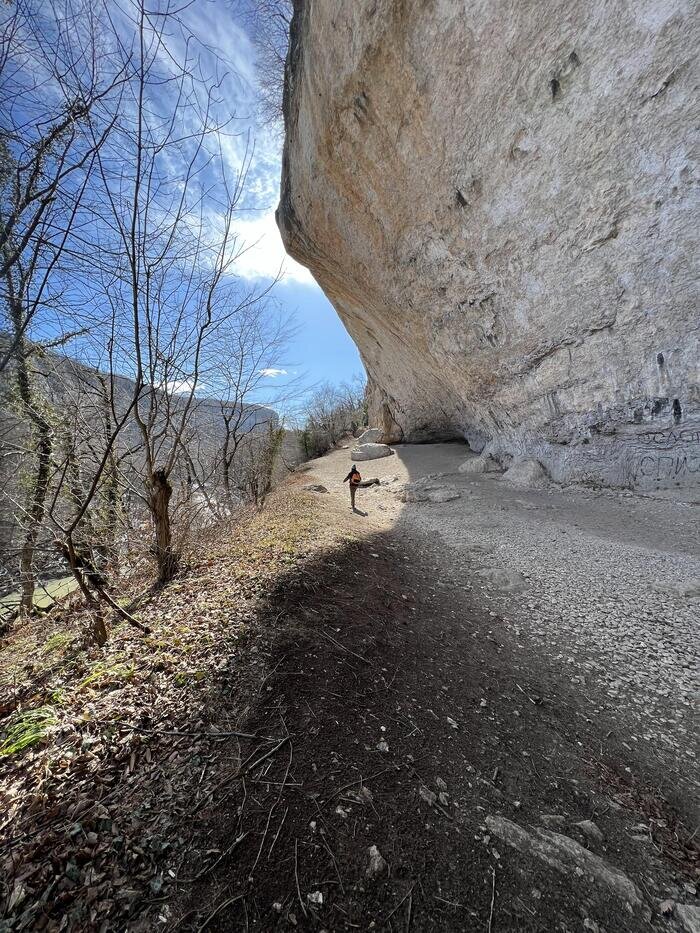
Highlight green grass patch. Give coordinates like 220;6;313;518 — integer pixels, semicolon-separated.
42;632;72;655
174;669;206;687
78;662;135;691
0;706;57;756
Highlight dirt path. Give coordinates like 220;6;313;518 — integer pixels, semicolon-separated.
172;443;699;932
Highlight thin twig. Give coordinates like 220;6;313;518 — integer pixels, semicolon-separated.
323;768;392;804
178;832;248;884
114;721;278;741
294;838;307;917
487;867;496;933
267;807;288;859
245;737;289;776
384;881;417;924
515;683;538;705
434;895;467;909
320;630;371;665
197;893;244;932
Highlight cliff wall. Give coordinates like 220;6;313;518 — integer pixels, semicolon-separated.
277;0;699;488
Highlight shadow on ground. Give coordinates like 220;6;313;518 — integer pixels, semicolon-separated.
170;526;698;932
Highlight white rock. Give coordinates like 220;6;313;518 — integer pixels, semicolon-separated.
366;844;388;878
351;443;394;461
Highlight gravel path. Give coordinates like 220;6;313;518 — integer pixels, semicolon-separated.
308;442;700;795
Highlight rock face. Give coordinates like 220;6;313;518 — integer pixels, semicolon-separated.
278;0;699;489
356;427;383;444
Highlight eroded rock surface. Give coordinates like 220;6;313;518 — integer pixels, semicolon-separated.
278;0;699;489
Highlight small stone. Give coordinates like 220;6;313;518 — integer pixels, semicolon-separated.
307;891;323;906
446;717;458;729
576;820;604;844
366;844;388;878
377;739;389;752
540;814;567;830
419;785;437;806
436;777;447;791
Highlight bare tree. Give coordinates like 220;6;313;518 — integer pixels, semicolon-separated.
301;378;367;457
246;0;293;127
78;0;280;584
0;0;124;613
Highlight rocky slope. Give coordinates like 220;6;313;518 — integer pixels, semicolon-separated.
277;0;699;489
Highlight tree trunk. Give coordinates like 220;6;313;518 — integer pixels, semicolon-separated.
148;468;178;583
18;419;52;615
7;289;52;618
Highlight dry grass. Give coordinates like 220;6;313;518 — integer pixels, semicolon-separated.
0;479;353;930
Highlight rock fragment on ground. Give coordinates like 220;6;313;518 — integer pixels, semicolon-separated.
502;459;549;487
366;845;388;878
576;819;604;844
486;815;643;908
303;483;328;493
459;455;502;474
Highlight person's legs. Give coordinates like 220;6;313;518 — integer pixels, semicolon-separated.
350;484;357;510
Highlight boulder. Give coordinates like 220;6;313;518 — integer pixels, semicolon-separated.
459;455;502;474
303;483;328;493
351;443;394;461
356;427;383;444
502;459;549;488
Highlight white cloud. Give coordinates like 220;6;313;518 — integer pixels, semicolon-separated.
259;368;287;378
161;379;205;395
232;209;315;286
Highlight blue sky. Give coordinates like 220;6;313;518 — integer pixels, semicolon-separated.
6;0;363;407
181;1;364;401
